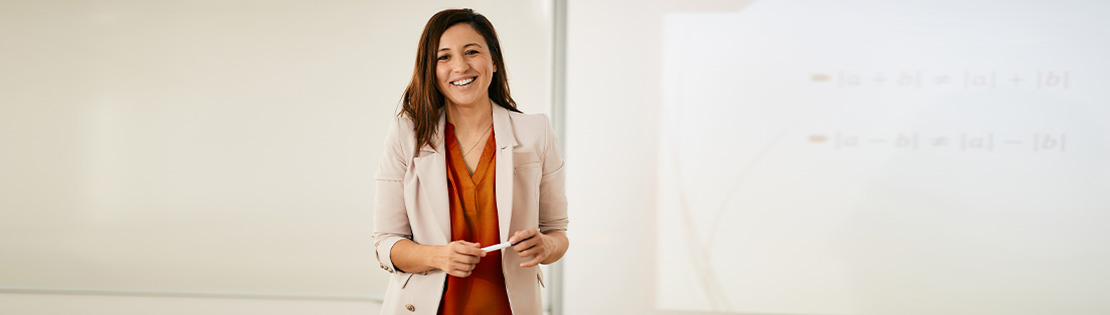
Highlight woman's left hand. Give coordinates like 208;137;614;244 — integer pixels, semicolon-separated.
509;228;555;268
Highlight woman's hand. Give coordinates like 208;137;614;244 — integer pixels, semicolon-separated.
433;240;485;277
509;228;557;268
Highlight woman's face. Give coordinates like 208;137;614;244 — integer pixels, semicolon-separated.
436;23;496;108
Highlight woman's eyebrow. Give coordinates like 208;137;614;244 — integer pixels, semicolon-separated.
438;43;483;52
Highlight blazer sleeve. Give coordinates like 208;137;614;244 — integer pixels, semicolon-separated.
538;114;569;234
372;116;413;274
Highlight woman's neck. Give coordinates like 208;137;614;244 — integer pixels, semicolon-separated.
445;99;493;131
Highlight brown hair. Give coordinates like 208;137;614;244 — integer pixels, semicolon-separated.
401;8;520;152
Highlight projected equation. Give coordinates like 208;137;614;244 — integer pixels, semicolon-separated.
808;133;1067;152
811;71;1070;89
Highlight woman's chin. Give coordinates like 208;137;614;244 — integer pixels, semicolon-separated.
445;94;490;107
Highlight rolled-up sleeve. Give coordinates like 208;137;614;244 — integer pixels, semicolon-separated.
372;117;412;274
538;114;568;234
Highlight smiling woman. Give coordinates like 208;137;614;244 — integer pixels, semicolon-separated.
371;8;570;315
435;24;496;112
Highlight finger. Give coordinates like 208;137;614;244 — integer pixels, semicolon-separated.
525;245;548;259
453;261;476;272
459;246;485;258
451;240;479;248
454;244;484;257
509;229;537;244
512;237;539;253
520;255;544;268
446;242;463;255
451;249;482;262
450;256;474;265
517;244;539;257
445;264;473;278
454;254;480;265
450;269;472;278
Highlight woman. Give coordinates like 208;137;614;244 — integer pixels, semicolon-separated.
373;8;570;315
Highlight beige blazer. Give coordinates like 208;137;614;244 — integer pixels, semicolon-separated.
372;103;568;315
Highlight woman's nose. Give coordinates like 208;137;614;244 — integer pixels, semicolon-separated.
449;57;469;72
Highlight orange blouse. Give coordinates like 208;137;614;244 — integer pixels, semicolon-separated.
439;123;512;315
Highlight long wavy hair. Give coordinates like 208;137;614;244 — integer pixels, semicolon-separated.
401;8;519;152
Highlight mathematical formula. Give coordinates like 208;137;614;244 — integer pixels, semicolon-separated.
808;133;1066;152
810;71;1070;90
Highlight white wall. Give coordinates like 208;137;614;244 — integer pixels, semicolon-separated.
0;0;552;313
562;1;731;314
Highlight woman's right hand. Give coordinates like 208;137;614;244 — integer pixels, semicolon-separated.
433;241;485;277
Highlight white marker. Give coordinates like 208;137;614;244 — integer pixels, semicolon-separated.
480;237;532;253
481;241;513;253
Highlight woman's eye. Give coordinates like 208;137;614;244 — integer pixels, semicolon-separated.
437;55;449;61
465;50;479;56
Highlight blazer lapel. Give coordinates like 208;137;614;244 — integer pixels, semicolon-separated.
492;103;518;243
413;113;451;244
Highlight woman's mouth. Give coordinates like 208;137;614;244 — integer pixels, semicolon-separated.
451;77;476;86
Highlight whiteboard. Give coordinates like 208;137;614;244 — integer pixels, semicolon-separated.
562;0;1110;314
656;1;1110;314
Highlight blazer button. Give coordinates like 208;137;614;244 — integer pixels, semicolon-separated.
405;304;415;312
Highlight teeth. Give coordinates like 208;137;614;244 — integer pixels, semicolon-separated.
451;77;475;86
